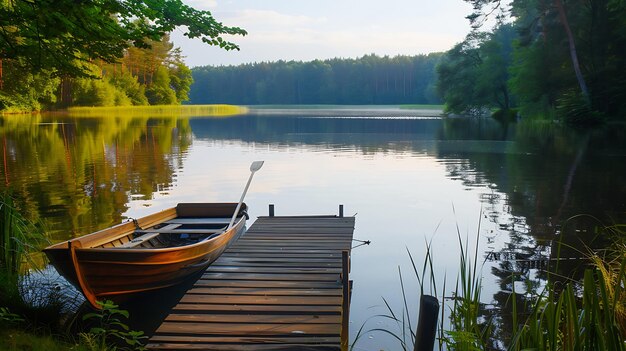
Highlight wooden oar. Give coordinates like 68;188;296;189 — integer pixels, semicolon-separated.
228;161;264;229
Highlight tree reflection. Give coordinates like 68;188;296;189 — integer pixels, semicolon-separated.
437;119;625;347
0;113;192;242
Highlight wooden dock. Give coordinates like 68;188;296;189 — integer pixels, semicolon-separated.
147;209;356;351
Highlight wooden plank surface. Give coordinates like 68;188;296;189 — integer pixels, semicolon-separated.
147;215;355;351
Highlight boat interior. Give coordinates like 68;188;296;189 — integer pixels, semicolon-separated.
98;217;234;249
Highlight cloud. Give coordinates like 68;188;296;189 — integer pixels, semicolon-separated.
183;0;217;10
224;9;327;29
172;1;474;66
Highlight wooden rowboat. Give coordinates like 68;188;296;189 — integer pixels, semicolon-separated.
43;202;248;309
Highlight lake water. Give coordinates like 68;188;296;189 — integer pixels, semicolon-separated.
1;108;625;350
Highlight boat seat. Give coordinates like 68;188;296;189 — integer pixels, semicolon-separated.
118;223;181;248
118;232;160;248
133;228;225;235
164;218;232;225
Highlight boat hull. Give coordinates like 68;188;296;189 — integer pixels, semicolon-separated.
43;203;246;308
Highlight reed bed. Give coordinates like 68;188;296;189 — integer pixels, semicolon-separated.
0;192;70;330
67;104;248;118
0;192;45;284
354;217;626;351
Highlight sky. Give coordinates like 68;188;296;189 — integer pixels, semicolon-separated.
171;0;476;67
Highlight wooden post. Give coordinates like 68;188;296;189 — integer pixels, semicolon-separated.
269;204;275;217
339;204;344;218
414;295;439;351
341;250;350;350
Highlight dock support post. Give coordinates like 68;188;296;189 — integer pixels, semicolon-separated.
269;204;275;217
414;295;439;351
341;250;350;351
339;204;344;218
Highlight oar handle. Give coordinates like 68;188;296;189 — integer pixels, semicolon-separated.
228;161;264;229
228;169;257;229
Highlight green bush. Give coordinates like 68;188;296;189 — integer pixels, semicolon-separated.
492;108;518;122
556;90;605;127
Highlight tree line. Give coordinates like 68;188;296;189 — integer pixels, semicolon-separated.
189;54;443;105
0;0;245;112
1;36;191;111
437;0;626;124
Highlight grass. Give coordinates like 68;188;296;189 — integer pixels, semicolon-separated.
0;192;71;332
0;328;77;351
1;192;48;292
66;104;248;118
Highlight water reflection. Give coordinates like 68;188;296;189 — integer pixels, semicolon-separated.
1;111;625;350
1;114;192;241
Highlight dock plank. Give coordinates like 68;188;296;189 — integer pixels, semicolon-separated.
147;215;355;351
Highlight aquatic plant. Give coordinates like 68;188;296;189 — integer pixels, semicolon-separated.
350;238;441;351
0;307;25;325
355;214;626;351
0;192;47;293
0;192;71;332
82;300;147;351
443;228;493;351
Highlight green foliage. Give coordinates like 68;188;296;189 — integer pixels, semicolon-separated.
169;62;193;103
0;192;46;282
0;1;233;112
492;108;518;122
145;66;178;105
0;0;246;78
447;0;626;123
0;328;76;351
109;72;148;106
556;90;605;127
436;39;484;115
0;307;25;326
82;300;147;351
0;59;59;112
510;264;626;351
190;54;444;105
436;24;516;115
358;212;626;351
72;78;119;107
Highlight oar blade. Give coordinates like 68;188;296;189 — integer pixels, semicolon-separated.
250;160;264;172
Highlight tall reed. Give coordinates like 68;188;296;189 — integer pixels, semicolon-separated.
443;229;493;351
0;191;59;320
0;192;43;283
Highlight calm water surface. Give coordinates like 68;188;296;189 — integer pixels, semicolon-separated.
1;108;625;350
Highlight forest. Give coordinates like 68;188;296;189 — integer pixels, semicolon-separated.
1;34;192;111
0;0;245;112
190;0;626;125
3;0;626;123
189;54;443;105
438;0;626;124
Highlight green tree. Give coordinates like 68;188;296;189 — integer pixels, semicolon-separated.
0;0;246;78
108;70;149;106
189;54;444;105
145;66;177;105
0;59;59;111
437;25;516;115
169;62;193;103
72;78;117;107
436;38;484;115
461;0;626;121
